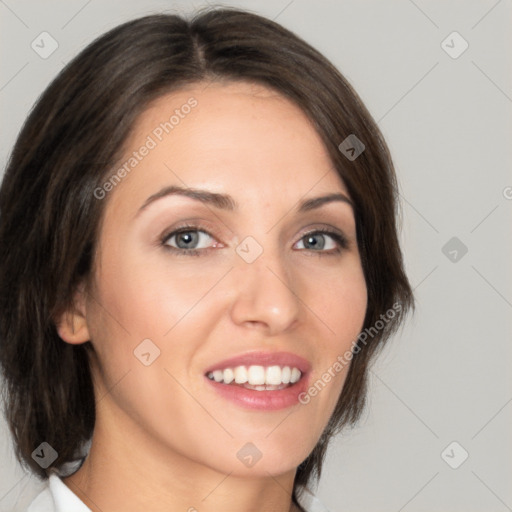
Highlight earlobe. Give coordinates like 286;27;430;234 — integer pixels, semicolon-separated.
55;288;90;345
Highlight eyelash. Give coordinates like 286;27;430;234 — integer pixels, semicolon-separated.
160;224;349;257
160;223;216;257
296;229;349;256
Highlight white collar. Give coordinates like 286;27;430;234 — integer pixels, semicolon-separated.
27;474;91;512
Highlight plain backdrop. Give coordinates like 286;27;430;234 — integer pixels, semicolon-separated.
1;1;511;511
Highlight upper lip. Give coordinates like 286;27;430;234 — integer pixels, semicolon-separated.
204;351;311;375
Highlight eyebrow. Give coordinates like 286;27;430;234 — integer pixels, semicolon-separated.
298;193;353;212
136;185;353;217
137;185;236;216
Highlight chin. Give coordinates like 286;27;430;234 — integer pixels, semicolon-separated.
221;432;318;478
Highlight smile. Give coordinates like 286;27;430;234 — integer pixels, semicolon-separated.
204;352;310;410
206;365;302;390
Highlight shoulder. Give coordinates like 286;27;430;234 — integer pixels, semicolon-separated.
26;474;91;512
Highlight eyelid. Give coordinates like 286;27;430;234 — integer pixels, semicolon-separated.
160;220;221;243
295;225;349;249
294;233;345;254
159;222;225;254
162;225;210;242
158;222;350;255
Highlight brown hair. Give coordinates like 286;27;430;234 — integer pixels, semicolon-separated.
0;7;413;505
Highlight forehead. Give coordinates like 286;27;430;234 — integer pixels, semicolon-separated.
106;80;348;215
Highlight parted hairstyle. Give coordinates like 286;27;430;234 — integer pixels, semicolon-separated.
0;6;413;505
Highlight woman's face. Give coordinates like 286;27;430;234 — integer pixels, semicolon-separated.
81;81;367;478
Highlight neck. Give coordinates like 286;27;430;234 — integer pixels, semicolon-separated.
63;403;301;512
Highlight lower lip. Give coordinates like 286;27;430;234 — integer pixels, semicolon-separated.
205;375;309;411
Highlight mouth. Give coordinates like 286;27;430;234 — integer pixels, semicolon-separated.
207;365;302;391
204;352;310;410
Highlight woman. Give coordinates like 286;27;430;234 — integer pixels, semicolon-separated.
0;8;413;512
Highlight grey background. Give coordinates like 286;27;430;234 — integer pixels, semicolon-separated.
1;1;511;511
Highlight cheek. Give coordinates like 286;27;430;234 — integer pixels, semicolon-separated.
91;243;225;339
313;260;368;344
302;260;367;406
85;248;233;398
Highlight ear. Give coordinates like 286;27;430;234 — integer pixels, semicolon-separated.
55;284;90;345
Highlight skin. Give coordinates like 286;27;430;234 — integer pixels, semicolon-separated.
57;81;367;512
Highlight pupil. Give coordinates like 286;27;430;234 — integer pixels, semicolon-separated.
305;234;325;250
176;231;198;249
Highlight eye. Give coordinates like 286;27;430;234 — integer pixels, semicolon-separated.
294;230;346;253
163;229;216;251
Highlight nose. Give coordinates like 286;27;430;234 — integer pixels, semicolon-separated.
228;251;301;335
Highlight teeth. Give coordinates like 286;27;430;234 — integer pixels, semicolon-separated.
244;383;288;391
266;365;282;386
234;366;248;384
207;365;303;386
248;365;266;385
290;367;301;384
281;366;291;384
223;368;234;384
